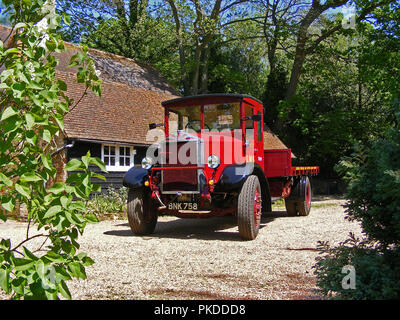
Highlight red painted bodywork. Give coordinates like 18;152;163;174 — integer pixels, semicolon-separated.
264;149;319;178
162;95;267;185
148;94;319;215
161;95;319;183
264;149;292;177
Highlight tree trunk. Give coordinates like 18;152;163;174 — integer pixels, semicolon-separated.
166;0;190;94
200;45;210;94
285;4;320;100
285;0;349;100
285;32;307;100
191;43;202;95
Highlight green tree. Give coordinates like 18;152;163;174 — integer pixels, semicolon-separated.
254;0;397;134
272;6;398;177
0;0;104;299
57;0;181;88
58;1;175;62
313;2;400;298
206;21;268;98
271;0;396;100
314;106;400;299
163;0;252;95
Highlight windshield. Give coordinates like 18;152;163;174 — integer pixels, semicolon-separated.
168;102;241;134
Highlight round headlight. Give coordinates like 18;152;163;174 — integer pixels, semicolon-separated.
207;155;220;169
141;157;153;170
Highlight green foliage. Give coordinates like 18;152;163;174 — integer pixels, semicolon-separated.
57;0;258;95
314;107;400;299
314;236;400;299
275;26;396;177
83;15;177;66
56;0;180;85
0;0;104;299
312;4;400;295
86;186;128;217
56;0;400;180
262;64;289;129
335;110;400;246
207;30;268;98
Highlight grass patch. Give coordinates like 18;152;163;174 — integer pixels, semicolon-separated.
311;202;343;209
272;199;285;207
272;197;344;210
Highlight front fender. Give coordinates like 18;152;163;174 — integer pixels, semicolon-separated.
214;163;271;212
122;166;149;190
214;163;254;192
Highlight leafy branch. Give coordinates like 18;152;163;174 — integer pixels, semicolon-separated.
0;0;105;300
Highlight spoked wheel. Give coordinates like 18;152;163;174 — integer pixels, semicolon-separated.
238;175;262;240
127;189;158;235
254;188;262;228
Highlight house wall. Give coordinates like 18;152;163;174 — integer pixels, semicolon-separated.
66;140;147;192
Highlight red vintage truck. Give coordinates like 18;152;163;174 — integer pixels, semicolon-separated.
123;94;319;240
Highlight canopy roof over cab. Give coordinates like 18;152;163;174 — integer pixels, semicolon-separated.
161;93;263;108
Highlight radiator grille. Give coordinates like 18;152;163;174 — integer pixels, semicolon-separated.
162;141;199;192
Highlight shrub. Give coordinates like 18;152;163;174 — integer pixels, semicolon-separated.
314;236;400;299
0;1;103;300
86;186;128;217
313;106;400;299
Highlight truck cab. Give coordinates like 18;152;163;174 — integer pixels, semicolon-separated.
123;94;319;240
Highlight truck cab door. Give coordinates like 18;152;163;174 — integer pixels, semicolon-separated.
243;103;264;168
253;110;264;168
244;104;255;163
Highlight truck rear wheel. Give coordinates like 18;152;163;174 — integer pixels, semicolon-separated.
238;175;262;240
297;176;312;216
127;189;158;235
284;176;312;216
284;200;297;216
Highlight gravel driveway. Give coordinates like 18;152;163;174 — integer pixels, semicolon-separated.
0;198;362;300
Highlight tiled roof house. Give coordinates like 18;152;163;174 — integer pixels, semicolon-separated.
0;24;178;189
57;45;179;189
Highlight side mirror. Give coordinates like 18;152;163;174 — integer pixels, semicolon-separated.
149;123;164;130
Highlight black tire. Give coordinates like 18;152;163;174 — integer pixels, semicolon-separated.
237;175;262;240
284;199;298;216
285;176;312;217
297;176;312;216
127;189;158;235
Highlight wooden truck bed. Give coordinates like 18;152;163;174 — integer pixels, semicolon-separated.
264;149;319;178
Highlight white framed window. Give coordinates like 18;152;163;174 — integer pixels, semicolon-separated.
101;144;136;172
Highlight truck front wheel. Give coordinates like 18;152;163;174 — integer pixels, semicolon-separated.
127;189;158;235
238;175;262;240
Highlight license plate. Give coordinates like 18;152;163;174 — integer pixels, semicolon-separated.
168;202;199;210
